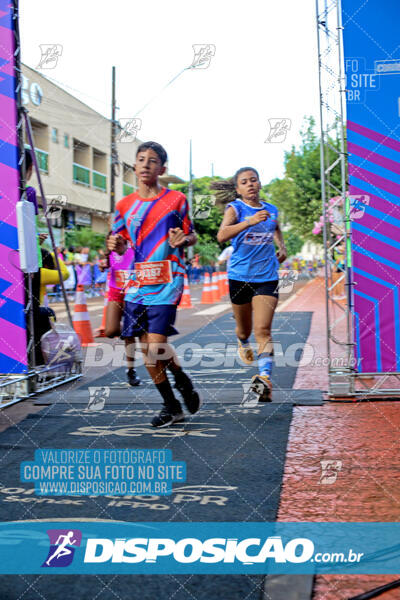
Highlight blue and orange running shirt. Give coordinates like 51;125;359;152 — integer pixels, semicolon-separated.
113;187;194;305
226;199;279;283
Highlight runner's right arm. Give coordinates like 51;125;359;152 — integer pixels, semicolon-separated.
217;206;269;243
106;234;126;255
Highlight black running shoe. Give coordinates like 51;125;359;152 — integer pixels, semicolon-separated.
151;408;185;428
174;373;202;414
127;368;141;387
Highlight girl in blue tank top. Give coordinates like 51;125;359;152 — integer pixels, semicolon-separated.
215;167;287;400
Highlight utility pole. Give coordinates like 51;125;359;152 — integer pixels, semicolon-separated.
110;66;116;218
187;139;194;259
211;162;214;177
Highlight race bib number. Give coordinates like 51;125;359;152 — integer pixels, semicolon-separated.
243;231;273;245
134;260;173;286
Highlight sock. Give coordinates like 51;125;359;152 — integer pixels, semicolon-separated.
257;352;273;378
238;337;250;348
167;362;191;385
155;379;182;414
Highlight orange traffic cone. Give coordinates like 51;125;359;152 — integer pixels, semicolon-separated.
201;273;213;304
218;272;225;298
178;274;193;309
211;272;220;302
73;284;95;346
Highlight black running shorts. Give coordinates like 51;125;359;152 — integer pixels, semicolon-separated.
229;279;279;305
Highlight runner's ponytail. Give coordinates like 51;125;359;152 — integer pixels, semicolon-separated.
210;178;237;208
211;167;260;209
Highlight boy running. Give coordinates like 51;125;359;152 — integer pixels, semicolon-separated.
107;141;201;427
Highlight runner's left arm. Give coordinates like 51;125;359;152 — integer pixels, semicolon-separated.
169;195;197;248
274;221;287;263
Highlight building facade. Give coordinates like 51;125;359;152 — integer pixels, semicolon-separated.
22;64;140;243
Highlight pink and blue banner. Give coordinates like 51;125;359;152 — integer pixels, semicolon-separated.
0;0;28;373
342;0;400;373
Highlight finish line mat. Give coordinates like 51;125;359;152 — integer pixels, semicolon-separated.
76;311;316;404
0;402;292;599
0;311;314;598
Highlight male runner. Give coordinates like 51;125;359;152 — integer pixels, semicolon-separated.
108;141;201;427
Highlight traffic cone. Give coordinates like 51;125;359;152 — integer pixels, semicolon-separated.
217;272;225;298
211;272;220;302
73;284;95;346
201;273;213;304
178;274;193;309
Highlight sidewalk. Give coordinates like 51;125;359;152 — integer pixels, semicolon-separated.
276;277;400;599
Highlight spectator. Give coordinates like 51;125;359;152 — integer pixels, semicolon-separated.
40;249;69;304
218;245;234;270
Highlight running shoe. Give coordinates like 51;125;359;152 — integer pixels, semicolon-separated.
174;372;202;414
250;374;272;402
237;339;254;365
151;408;185;428
127;368;141;387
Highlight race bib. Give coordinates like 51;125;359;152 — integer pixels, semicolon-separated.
123;260;173;289
136;260;173;285
243;231;273;245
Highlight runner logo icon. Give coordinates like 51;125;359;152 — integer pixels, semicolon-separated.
42;529;82;567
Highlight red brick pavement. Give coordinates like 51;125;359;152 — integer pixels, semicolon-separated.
276;277;400;599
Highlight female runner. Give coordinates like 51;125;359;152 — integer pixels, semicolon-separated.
215;167;287;399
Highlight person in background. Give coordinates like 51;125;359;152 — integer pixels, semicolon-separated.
74;247;84;264
66;246;75;262
40;249;69;305
31;249;69;361
217;245;234;270
103;232;141;387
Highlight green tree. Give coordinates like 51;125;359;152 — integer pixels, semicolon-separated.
171;176;224;263
282;229;304;257
65;227;106;260
264;116;342;241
